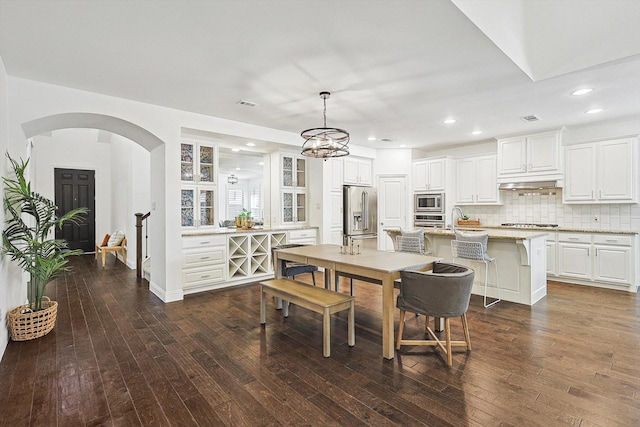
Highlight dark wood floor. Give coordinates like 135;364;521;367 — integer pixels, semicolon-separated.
1;255;640;426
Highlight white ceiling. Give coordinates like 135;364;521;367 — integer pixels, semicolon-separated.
1;0;639;151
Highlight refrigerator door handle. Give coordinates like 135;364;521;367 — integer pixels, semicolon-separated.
362;191;368;231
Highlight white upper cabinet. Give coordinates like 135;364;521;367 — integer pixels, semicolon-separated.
497;130;563;182
564;137;638;204
181;141;216;185
343;157;372;186
455;155;500;205
412;157;447;192
281;154;307;189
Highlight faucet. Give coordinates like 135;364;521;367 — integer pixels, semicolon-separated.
451;206;464;232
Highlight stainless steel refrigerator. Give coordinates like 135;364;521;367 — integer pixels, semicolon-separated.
343;185;377;248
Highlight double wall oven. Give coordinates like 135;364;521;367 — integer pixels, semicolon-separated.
414;192;445;228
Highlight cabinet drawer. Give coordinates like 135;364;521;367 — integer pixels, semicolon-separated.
593;235;632;246
288;229;316;240
184;266;225;285
183;234;226;249
545;232;557;243
557;233;591;244
183;247;226;266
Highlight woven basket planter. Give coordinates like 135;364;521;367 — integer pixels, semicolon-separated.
7;296;58;341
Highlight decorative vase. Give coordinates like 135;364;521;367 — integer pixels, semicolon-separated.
235;216;243;227
7;296;58;341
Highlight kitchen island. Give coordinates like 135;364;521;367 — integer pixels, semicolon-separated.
386;227;548;305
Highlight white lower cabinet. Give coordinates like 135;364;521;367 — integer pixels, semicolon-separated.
182;229;317;294
546;233;556;275
553;232;635;290
288;228;318;246
182;235;227;293
593;235;633;285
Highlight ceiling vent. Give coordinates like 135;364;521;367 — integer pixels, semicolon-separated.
520;114;540;122
236;100;258;107
379;138;394;142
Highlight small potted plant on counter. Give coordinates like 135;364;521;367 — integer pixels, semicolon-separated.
2;153;87;340
457;215;480;226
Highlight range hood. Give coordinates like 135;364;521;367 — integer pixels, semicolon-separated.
498;180;561;190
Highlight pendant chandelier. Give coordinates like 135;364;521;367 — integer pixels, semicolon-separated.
227;174;238;185
301;91;350;158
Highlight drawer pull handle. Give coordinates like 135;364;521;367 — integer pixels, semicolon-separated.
200;256;210;260
201;275;210;278
605;239;617;242
568;237;579;240
200;241;211;245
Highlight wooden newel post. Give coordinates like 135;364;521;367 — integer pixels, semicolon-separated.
135;212;151;279
135;213;144;278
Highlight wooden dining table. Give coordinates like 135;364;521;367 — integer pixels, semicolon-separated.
273;244;442;359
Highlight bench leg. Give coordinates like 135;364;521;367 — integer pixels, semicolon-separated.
260;286;266;325
323;307;331;357
102;250;107;268
348;300;355;347
121;248;126;266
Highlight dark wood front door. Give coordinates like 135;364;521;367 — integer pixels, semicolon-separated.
54;168;95;252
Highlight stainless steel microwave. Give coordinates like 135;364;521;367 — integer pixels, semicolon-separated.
415;192;445;213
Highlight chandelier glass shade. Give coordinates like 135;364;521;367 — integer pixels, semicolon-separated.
301;91;350;158
227;174;238;185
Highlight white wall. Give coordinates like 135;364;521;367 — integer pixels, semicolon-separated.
0;55;16;360
110;133;151;267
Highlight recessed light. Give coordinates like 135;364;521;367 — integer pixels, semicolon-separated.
571;88;593;96
246;142;256;147
367;136;376;141
443;118;456;124
258;162;264;166
586;108;603;114
231;148;241;152
235;167;241;171
471;130;482;135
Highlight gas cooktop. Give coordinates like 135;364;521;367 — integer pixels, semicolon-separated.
501;223;559;228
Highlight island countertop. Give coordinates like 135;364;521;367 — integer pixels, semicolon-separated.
386;227;548;241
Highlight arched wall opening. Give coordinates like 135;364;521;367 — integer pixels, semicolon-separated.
20;112;170;301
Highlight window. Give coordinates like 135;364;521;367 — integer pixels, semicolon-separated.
250;187;262;220
228;188;244;218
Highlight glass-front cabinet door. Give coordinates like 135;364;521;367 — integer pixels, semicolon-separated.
281;190;307;225
181;187;215;228
181;187;196;227
281;154;306;189
198;188;215;227
181;141;216;185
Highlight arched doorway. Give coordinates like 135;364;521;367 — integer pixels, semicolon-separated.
20;113;169;298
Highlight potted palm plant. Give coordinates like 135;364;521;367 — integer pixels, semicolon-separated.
2;154;87;340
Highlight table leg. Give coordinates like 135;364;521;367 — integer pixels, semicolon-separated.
381;273;395;359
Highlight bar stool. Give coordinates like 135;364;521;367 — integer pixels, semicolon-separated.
451;233;501;308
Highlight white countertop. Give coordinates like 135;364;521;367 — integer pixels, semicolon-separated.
183;226;318;237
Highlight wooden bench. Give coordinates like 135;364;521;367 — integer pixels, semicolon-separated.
260;278;355;357
95;238;127;268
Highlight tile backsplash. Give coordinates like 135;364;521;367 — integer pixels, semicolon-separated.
460;189;640;231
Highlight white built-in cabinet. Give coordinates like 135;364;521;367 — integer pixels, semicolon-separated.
343;157;372;186
181;140;217;228
182;235;227;293
324;158;345;245
279;153;308;225
454;155;500;204
412;157;447;192
564;137;638;204
552;232;635;290
497;130;563;182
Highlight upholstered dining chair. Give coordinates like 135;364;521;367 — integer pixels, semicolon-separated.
396;262;475;366
272;243;317;286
